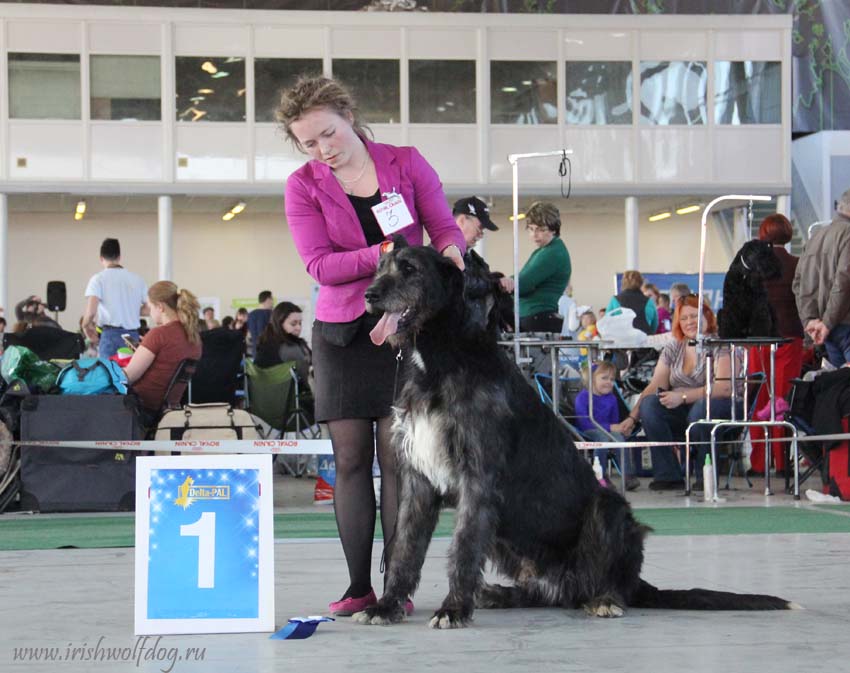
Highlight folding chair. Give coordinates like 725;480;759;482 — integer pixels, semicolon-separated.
188;327;245;405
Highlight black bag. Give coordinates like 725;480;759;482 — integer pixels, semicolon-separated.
19;394;142;512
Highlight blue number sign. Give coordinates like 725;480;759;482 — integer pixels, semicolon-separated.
134;455;274;635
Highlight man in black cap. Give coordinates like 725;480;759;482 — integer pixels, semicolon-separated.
452;196;498;249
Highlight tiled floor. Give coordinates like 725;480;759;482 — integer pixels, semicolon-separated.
3;473;848;673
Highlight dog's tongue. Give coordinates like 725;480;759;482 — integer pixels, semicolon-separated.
369;311;402;346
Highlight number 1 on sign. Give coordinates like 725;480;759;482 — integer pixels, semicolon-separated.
180;511;216;589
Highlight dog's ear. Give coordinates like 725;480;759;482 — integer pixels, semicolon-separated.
391;234;409;249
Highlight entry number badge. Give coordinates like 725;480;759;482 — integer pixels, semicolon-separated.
372;193;414;237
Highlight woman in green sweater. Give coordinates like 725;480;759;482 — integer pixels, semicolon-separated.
501;201;571;332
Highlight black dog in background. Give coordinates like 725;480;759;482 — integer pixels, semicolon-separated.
718;239;782;339
356;239;794;630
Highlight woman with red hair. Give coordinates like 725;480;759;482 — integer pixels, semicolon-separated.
618;295;743;490
747;214;804;477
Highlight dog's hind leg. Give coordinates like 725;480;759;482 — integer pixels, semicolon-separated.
430;479;498;629
353;466;440;626
477;583;549;609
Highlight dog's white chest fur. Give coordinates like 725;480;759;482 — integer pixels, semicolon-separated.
394;409;456;494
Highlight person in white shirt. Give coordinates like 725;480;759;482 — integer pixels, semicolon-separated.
81;238;148;358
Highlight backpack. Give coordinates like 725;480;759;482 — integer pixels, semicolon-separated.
56;358;128;395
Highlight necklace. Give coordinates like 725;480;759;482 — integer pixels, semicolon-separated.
333;152;369;194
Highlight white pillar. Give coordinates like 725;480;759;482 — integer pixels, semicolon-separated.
158;195;173;281
0;194;7;315
776;194;790;218
625;196;639;269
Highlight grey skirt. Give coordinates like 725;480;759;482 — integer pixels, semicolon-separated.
311;313;400;422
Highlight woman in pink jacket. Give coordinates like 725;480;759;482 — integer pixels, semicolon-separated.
278;76;465;616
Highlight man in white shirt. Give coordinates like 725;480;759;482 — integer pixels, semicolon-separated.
82;238;148;358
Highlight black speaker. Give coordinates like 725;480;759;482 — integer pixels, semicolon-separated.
46;281;66;312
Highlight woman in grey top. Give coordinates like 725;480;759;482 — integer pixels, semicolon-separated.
618;294;743;491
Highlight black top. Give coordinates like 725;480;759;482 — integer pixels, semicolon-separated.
348;189;384;246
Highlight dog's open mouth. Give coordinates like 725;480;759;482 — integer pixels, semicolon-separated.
369;307;412;346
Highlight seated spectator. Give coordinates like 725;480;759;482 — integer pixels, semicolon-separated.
247;291;274;356
123;281;203;420
15;295;60;329
668;282;692;308
619;294;743;491
254;301;312;384
606;270;658;335
574;361;640;491
577;310;598;342
656;293;672;333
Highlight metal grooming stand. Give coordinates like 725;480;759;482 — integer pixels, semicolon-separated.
501;336;628;495
508;149;573;365
690;195;800;502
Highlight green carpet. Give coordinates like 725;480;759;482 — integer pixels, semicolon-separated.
1;507;849;551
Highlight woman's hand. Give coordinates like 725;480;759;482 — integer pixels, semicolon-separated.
442;245;465;271
658;390;686;409
612;418;634;434
499;277;515;293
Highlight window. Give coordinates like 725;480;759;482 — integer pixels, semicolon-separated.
640;61;708;126
91;55;161;121
491;61;556;124
8;53;80;120
254;58;323;123
332;59;399;124
409;60;476;123
175;56;246;122
715;61;781;124
564;61;631;125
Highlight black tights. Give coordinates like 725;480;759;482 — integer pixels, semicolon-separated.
327;417;399;600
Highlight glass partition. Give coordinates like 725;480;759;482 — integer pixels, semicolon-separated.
254;58;323;123
176;56;246;122
715;61;781;124
409;60;476;123
332;59;400;124
491;60;556;124
8;53;81;120
91;55;161;121
639;61;708;125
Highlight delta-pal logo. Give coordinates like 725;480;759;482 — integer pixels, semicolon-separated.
173;476;231;509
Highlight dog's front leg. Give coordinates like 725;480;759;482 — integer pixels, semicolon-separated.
353;464;440;626
430;477;497;630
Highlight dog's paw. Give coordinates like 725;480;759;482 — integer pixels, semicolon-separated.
583;599;625;618
428;608;471;629
352;602;405;626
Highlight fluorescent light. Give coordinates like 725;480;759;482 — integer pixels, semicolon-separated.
648;211;672;222
231;201;246;215
74;212;83;221
222;212;235;221
211;71;229;79
197;88;214;94
521;80;533;86
675;204;701;215
509;213;526;221
201;61;217;74
501;86;518;93
75;200;86;215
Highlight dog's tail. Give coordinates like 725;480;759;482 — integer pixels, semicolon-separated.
630;579;799;611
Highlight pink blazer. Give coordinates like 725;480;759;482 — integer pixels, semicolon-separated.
285;138;466;323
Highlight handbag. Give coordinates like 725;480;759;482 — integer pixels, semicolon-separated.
56;357;128;395
154;403;264;441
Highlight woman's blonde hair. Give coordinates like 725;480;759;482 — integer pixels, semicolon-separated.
275;76;372;151
583;359;617;390
621;270;644;291
148;281;200;345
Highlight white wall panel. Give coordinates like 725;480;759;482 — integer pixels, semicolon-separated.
176;124;248;181
7;20;81;52
254;26;325;57
254;125;304;182
369;124;404;148
8;121;83;179
174;24;249;56
408;29;477;60
638;128;709;183
639;31;707;60
562;30;633;61
714;127;784;184
88;22;161;54
91;123;164;181
564;128;634;183
489;30;557;60
407;126;478;184
331;28;400;58
489;127;563;183
714;31;783;61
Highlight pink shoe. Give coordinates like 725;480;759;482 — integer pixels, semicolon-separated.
755;398;790;421
405;599;414;616
328;589;377;616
